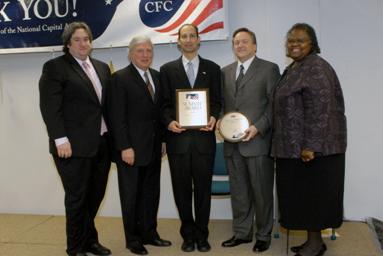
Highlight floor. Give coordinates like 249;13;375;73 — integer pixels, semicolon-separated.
0;214;382;256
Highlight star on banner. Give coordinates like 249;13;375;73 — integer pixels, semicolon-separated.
105;0;112;5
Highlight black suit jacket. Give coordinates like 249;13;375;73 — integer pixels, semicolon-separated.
160;56;221;154
108;64;163;166
39;53;111;157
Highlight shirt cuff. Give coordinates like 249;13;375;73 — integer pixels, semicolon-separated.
55;137;69;146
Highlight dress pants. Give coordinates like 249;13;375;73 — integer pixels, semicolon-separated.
225;146;274;241
167;149;214;241
115;151;161;246
53;135;110;255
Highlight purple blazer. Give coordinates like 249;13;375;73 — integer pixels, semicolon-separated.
271;54;347;158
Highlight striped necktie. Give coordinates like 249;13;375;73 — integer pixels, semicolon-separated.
144;71;155;101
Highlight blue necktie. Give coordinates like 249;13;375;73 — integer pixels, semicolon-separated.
186;62;195;87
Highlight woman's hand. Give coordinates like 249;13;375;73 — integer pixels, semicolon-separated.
301;149;315;162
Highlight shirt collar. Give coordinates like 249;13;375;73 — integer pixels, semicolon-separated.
182;55;199;68
74;56;91;67
237;55;255;73
133;63;149;77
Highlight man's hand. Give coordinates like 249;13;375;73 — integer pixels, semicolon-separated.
168;120;186;133
301;149;315;162
216;118;221;131
122;148;135;166
161;142;167;157
200;116;216;131
56;142;72;158
242;125;258;141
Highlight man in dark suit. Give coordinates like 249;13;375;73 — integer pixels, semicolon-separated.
39;22;112;256
218;27;280;253
160;24;221;253
107;36;171;255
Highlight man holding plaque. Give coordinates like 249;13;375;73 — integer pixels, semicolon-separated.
218;27;280;253
160;24;221;252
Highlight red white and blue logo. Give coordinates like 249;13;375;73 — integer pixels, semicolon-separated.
0;0;226;53
139;0;224;36
186;93;199;99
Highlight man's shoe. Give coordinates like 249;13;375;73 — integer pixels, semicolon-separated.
144;238;172;247
222;236;252;247
181;239;195;252
68;253;87;256
252;240;270;252
86;242;111;255
127;241;148;255
196;240;211;252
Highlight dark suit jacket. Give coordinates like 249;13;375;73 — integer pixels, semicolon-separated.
39;53;111;157
107;64;163;166
160;56;221;154
221;56;280;157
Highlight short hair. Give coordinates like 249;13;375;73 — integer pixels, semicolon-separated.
128;35;153;61
62;22;93;53
178;23;199;38
232;27;257;45
286;23;321;54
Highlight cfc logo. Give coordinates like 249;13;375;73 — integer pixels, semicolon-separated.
139;0;183;28
140;0;224;35
144;0;174;13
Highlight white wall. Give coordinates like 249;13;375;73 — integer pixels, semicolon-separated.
1;0;382;221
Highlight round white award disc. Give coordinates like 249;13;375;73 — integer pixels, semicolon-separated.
219;112;250;142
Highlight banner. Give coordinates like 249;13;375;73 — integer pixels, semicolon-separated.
0;0;228;54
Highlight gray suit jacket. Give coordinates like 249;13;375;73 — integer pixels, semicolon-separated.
221;56;280;157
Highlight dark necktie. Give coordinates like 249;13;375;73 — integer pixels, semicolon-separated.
235;64;245;95
144;71;155;101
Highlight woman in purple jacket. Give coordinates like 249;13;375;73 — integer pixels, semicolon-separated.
272;23;347;256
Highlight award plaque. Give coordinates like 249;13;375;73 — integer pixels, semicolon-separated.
176;88;210;129
219;112;250;142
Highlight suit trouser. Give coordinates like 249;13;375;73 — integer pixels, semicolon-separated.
115;152;161;246
53;135;110;255
168;150;214;241
225;146;274;241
